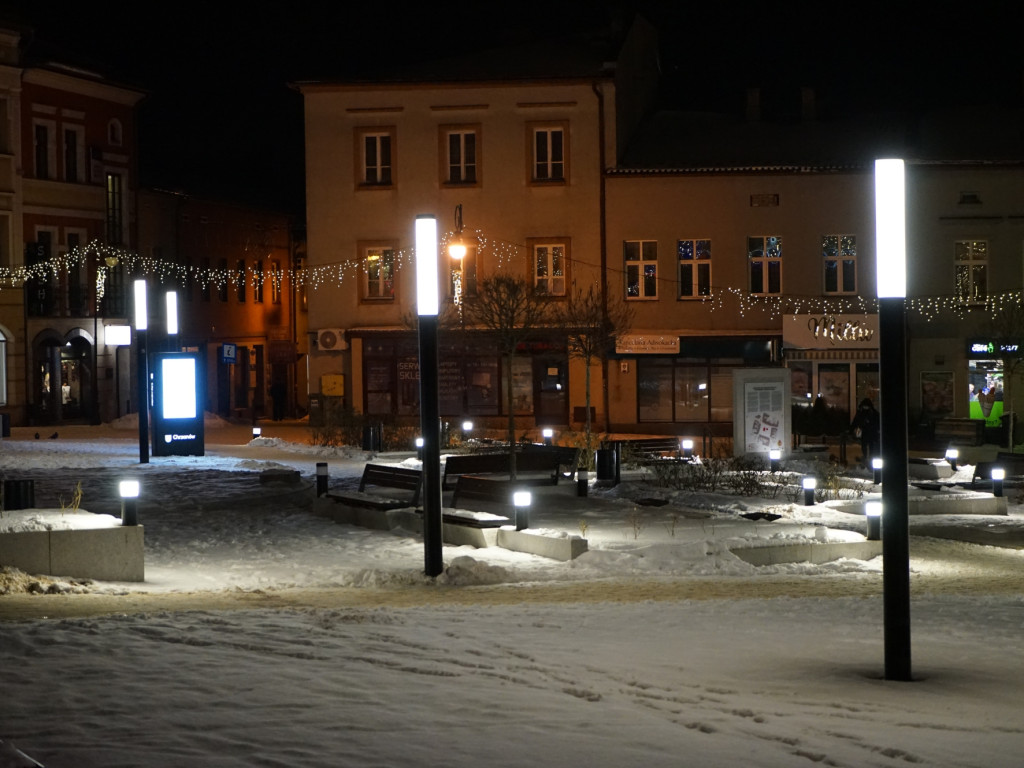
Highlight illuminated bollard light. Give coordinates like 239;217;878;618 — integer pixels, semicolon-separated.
769;448;781;472
992;467;1005;498
681;439;694;460
119;479;140;526
945;448;959;472
415;436;424;460
802;476;817;506
513;490;532;531
577;468;589;498
872;457;883;484
865;500;882;541
316;462;329;497
542;428;554;446
252;426;262;439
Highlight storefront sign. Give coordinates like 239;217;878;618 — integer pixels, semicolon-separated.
615;332;680;355
783;314;878;349
966;339;1022;358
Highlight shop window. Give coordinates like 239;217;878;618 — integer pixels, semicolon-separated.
954;240;987;303
637;359;733;423
822;234;856;294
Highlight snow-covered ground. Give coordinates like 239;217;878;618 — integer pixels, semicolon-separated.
1;425;1023;767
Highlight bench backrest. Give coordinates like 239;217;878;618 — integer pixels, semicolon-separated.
452;475;514;507
359;464;423;505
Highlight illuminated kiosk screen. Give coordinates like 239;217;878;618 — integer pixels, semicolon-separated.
162;358;197;419
152;352;205;457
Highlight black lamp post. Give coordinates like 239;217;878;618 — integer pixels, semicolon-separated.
133;279;149;464
416;215;444;578
876;158;912;682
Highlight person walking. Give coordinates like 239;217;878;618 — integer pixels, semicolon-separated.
850;398;880;466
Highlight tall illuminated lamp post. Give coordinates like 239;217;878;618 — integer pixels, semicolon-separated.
134;279;149;464
875;158;912;681
416;215;444;577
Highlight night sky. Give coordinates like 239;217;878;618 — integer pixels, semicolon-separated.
2;1;1021;213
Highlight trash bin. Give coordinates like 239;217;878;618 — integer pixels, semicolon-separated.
308;394;324;427
2;479;35;510
361;423;383;451
596;448;617;486
0;412;9;438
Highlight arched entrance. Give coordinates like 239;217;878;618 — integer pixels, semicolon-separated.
33;331;94;424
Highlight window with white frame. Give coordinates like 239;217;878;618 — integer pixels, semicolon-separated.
63;125;85;182
33;120;55;180
748;235;782;294
105;172;124;244
678;239;711;298
444;127;477;184
625;240;658;299
359;129;394;186
533;242;566;296
823;234;856;293
954;240;987;303
530;124;566;182
364;246;395;300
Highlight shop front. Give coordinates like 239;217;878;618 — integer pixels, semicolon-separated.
964;338;1019;430
783;313;879;430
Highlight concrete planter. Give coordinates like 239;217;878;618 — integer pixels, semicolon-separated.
0;525;145;581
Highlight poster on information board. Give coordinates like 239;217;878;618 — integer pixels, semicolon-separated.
732;368;791;458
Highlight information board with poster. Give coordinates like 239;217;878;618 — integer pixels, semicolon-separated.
732;368;791;458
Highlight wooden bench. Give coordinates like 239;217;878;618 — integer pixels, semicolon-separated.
972;452;1024;484
619;437;682;462
934;418;985;446
328;463;422;510
442;451;562;490
520;443;581;479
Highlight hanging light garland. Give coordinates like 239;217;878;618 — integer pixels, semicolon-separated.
0;238;1016;322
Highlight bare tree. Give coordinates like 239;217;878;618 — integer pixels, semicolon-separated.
465;275;550;478
554;282;633;461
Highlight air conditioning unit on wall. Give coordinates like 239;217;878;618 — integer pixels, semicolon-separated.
317;328;347;351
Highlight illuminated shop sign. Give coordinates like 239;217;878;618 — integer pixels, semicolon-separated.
782;314;878;349
966;339;1022;358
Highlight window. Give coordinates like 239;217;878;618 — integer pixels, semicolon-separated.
63;126;84;182
33;121;55;180
443;127;478;184
533;242;566;296
823;234;856;294
530;123;567;183
236;260;247;302
625;240;658;299
748;235;782;294
955;240;987;303
254;260;264;303
271;260;282;304
201;258;211;302
107;119;123;146
358;128;394;186
105;173;123;244
363;246;395;300
678;239;712;298
0;331;6;405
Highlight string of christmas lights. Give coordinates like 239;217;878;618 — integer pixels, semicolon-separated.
0;238;1016;322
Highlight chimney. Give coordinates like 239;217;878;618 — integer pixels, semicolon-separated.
746;87;761;122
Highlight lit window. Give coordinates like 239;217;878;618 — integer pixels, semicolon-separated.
364;247;395;300
534;243;566;296
823;234;856;294
625;240;658;299
678;239;711;298
955;240;987;303
748;236;782;295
